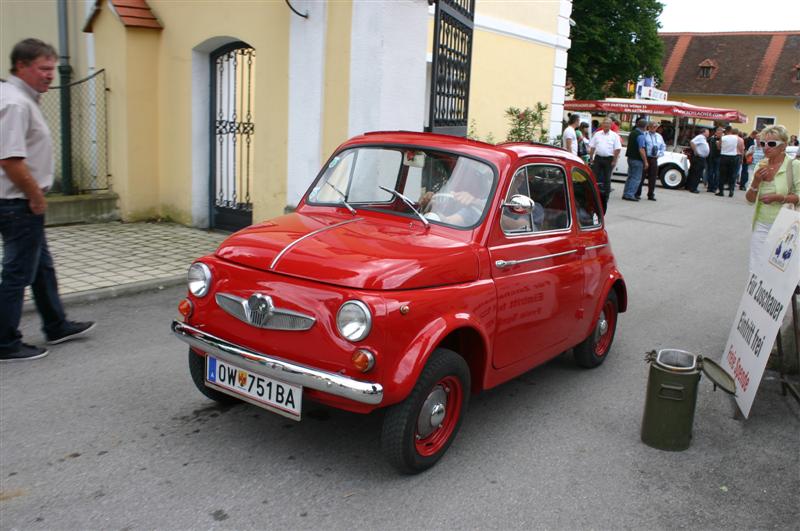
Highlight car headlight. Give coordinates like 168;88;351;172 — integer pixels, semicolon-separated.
187;262;212;297
336;300;372;342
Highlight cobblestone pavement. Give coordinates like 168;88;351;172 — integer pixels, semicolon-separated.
0;222;227;301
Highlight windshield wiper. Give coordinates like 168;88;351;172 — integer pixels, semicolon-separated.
323;181;356;215
379;186;430;229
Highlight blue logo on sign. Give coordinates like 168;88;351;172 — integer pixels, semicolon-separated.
207;357;217;382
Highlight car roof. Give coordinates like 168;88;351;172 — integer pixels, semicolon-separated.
341;131;584;168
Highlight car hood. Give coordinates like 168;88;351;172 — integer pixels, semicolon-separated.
215;212;479;290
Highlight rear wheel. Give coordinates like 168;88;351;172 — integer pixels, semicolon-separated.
381;349;470;474
188;349;239;404
659;165;685;189
574;291;619;368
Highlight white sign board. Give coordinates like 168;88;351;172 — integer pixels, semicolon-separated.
639;86;668;101
723;209;800;417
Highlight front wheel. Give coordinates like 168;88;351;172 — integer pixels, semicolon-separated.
381;349;470;474
574;291;619;368
659;165;685;189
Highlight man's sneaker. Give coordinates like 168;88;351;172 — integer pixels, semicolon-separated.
0;343;49;362
47;321;96;345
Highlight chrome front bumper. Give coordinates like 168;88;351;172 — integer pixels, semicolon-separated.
172;321;383;405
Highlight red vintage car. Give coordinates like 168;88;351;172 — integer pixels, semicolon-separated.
172;131;627;473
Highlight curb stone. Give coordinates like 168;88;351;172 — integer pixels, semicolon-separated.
22;275;185;313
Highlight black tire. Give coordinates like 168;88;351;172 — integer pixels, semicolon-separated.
188;349;240;404
381;348;470;474
574;290;619;368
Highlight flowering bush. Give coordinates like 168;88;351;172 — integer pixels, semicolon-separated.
505;103;554;144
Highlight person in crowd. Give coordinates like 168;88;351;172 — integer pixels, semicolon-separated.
576;122;590;164
622;118;648;201
0;38;96;362
717;127;740;197
591;119;599;133
745;125;800;273
636;121;666;201
789;134;799;147
562;114;579;156
746;130;765;179
740;129;756;190
589;117;622;212
705;127;722;192
734;129;745;188
686;128;710;194
609;115;621;132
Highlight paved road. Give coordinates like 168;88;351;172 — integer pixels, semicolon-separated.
2;190;798;530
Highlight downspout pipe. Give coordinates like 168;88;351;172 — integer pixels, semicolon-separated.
58;0;74;194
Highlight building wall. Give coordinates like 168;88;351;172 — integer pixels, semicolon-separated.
670;93;800;137
446;0;572;142
0;0;94;79
88;0;566;227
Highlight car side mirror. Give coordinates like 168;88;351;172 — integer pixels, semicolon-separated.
502;194;535;215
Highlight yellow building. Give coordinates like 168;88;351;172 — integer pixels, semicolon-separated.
660;31;800;136
4;0;574;230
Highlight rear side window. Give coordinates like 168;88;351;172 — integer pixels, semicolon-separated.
571;168;602;229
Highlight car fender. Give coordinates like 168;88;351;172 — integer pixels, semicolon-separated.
382;311;492;406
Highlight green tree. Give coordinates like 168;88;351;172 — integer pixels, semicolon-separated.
568;0;665;99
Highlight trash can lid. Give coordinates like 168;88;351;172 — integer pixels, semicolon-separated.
699;356;736;395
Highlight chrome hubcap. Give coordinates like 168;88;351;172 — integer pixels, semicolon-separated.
598;311;608;336
417;385;448;438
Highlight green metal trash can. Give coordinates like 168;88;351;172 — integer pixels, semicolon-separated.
641;349;735;451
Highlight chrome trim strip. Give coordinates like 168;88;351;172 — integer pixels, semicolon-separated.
270;218;363;270
216;292;315;331
172;321;383;405
585;243;608;251
495;249;578;269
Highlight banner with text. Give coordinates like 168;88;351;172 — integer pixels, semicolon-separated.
723;209;800;418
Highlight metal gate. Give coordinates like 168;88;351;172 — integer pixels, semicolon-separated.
428;0;475;137
210;42;256;231
40;70;110;194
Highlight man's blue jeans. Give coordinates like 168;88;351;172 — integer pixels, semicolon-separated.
623;158;644;198
0;200;65;353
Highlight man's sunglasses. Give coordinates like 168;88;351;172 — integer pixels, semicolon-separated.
759;140;784;148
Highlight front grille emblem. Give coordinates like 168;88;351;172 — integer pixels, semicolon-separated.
246;293;275;327
215;292;315;331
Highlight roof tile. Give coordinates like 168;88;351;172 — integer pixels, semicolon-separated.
659;31;799;97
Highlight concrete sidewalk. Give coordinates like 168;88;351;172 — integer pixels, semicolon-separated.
0;222;228;309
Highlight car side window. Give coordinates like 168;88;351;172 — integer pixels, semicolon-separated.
571;167;603;229
501;168;534;233
528;165;570;231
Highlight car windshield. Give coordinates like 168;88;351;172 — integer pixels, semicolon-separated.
307;147;496;229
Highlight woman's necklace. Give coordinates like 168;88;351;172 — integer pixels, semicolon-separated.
766;156;783;177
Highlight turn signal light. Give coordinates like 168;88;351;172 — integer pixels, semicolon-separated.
352;349;375;373
178;298;194;319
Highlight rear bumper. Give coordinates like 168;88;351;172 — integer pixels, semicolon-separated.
172;321;383;405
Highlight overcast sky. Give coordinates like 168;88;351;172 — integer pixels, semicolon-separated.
658;0;799;32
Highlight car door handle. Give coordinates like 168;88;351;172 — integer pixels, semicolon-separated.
495;249;578;268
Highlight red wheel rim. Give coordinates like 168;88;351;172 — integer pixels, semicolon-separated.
595;299;617;357
415;375;463;457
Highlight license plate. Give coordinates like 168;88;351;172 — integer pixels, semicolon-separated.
206;356;302;420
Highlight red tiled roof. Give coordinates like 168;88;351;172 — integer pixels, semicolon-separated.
84;0;162;32
659;31;800;97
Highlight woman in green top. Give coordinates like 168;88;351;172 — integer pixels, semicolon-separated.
744;124;800;273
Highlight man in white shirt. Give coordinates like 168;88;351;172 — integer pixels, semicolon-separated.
562;114;580;156
589;118;621;211
717;128;740;197
0;38;95;362
686;129;710;193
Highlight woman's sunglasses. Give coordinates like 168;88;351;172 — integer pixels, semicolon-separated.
759;140;784;148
